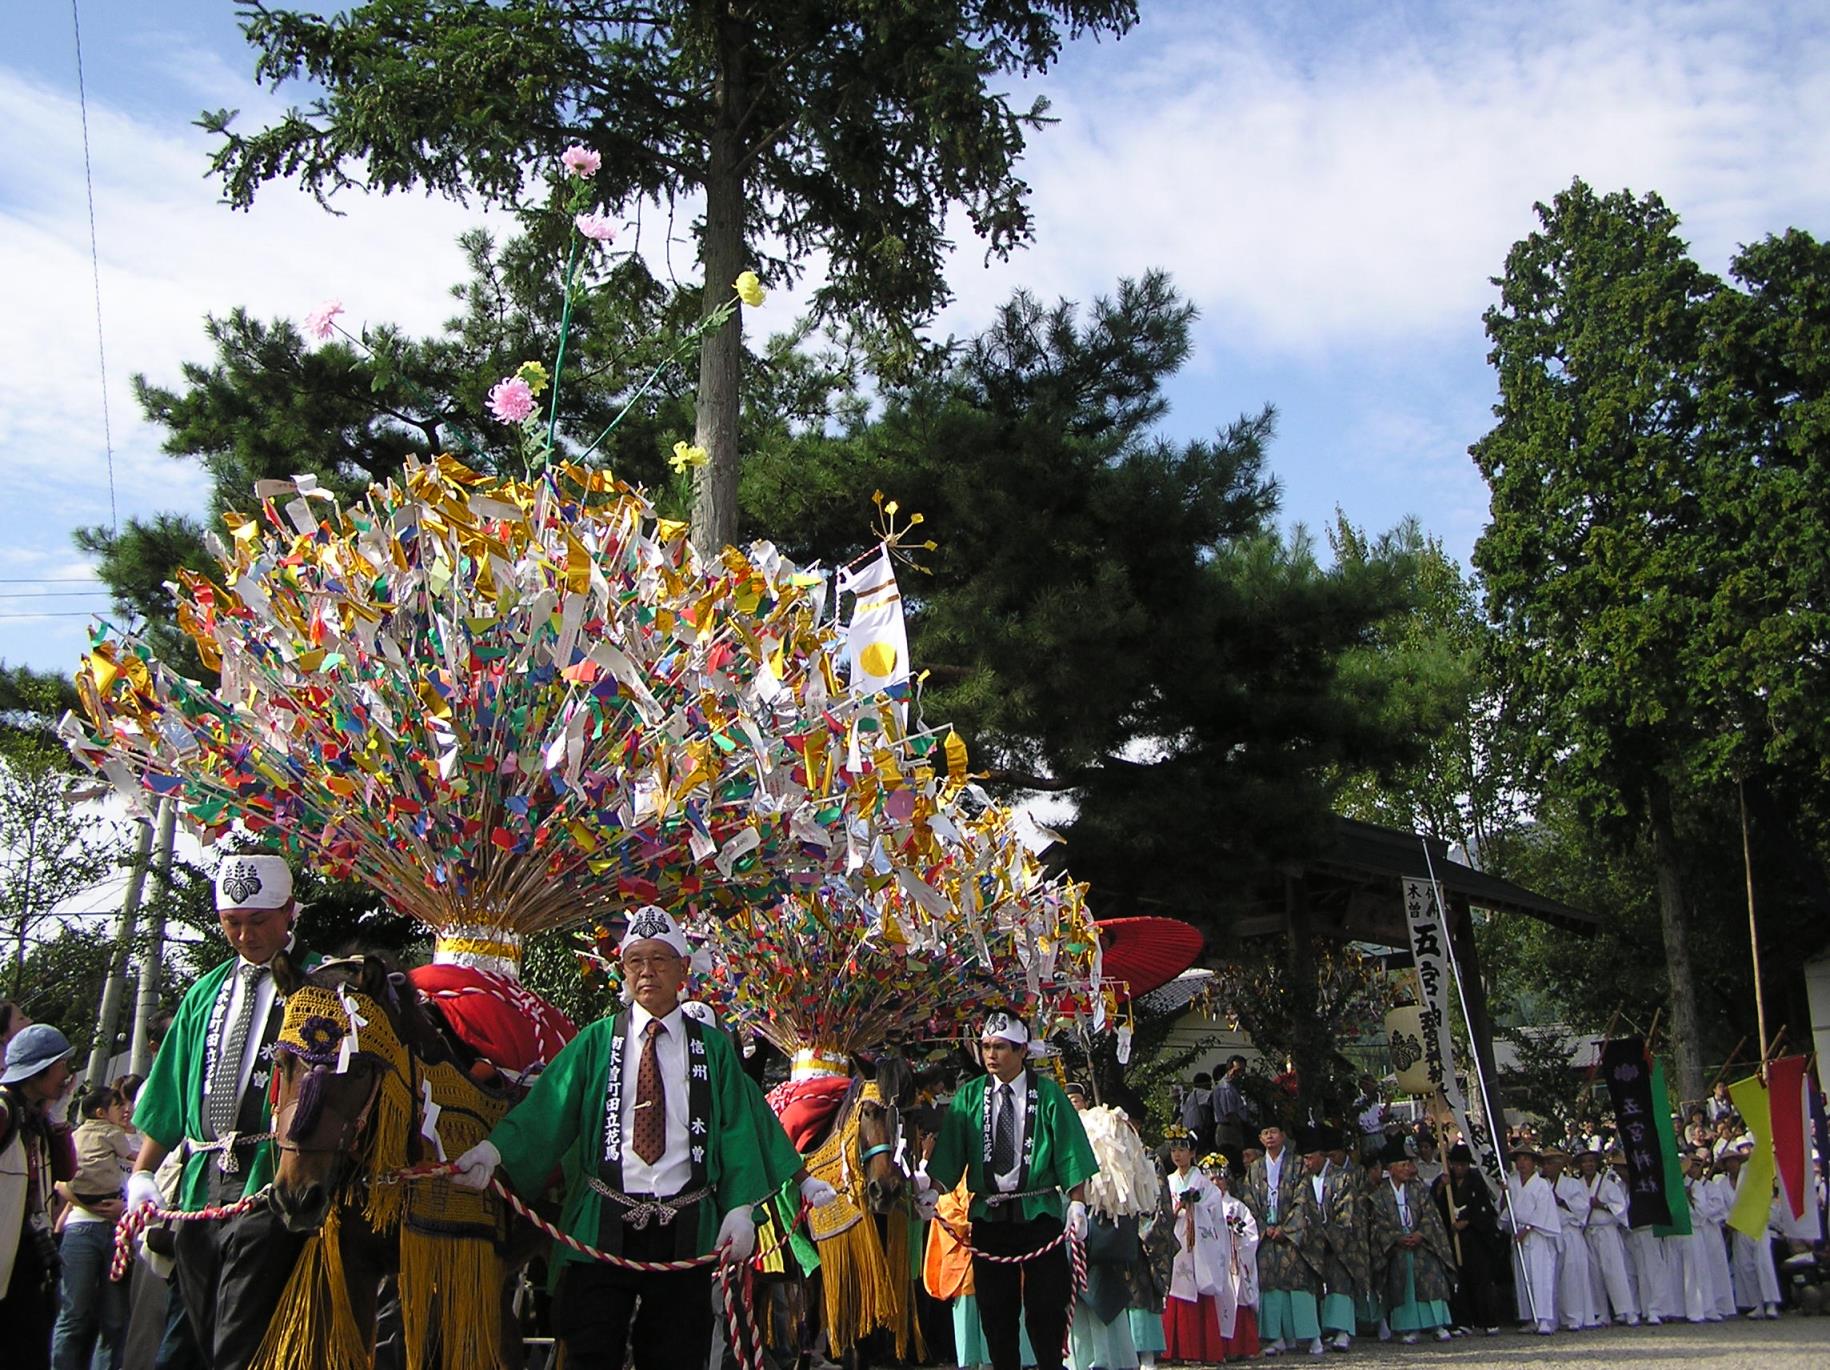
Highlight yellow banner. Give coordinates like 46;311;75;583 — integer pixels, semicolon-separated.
1727;1073;1777;1241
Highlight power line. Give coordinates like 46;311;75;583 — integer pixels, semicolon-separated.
0;578;103;584
0;590;114;599
0;612;103;620
71;0;118;533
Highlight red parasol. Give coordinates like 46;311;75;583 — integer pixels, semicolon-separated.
1096;917;1204;1000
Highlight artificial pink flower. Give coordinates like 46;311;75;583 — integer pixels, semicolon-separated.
487;376;537;423
560;145;601;178
304;299;344;341
574;210;617;243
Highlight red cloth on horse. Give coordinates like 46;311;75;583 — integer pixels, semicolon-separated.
409;964;577;1082
766;1076;852;1153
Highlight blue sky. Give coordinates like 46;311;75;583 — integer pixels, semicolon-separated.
4;0;1828;677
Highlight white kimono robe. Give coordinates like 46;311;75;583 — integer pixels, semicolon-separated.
1506;1172;1561;1331
1725;1178;1782;1311
1219;1191;1262;1314
1581;1169;1638;1322
1551;1174;1601;1328
1669;1178;1718;1322
1697;1175;1738;1317
1169;1167;1241;1336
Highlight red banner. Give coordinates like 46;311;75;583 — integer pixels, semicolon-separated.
1769;1055;1810;1220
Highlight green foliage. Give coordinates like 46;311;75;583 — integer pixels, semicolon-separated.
759;273;1434;934
0;747;114;997
208;0;1137;333
1329;520;1528;862
1467;181;1830;1093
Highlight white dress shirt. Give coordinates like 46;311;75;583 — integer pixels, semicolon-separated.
990;1070;1029;1193
617;1002;691;1196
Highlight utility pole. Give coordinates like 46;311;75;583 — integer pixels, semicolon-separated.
128;798;177;1076
85;815;155;1083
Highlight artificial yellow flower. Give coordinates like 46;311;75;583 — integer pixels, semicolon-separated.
669;440;709;474
733;270;766;308
515;360;550;395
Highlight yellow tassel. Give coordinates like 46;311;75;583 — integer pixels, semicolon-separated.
400;1226;507;1370
248;1207;370;1370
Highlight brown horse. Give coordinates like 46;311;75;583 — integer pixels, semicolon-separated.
768;1053;919;1370
268;954;533;1370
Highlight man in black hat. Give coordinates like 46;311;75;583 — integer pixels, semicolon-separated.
1430;1142;1506;1335
1297;1124;1365;1352
1245;1122;1323;1355
1505;1144;1560;1334
1368;1138;1456;1343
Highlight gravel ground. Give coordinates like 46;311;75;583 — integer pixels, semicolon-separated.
1249;1315;1830;1368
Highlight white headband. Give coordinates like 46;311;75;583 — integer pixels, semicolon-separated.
215;855;293;911
619;904;688;957
981;1011;1028;1045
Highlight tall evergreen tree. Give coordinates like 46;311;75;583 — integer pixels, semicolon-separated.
1471;179;1721;1096
203;0;1139;551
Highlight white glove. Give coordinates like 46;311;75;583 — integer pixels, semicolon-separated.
799;1176;839;1209
451;1141;501;1190
915;1188;940;1222
1065;1200;1089;1241
716;1206;757;1264
126;1170;166;1214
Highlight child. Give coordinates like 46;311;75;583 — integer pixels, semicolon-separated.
1206;1153;1262;1360
1163;1132;1232;1363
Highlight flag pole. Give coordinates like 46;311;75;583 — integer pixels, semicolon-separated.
1739;780;1770;1077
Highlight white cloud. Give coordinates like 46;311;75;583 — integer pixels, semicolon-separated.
0;65;501;670
933;0;1830;354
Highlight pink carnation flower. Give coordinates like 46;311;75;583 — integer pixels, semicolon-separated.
488;376;537;423
304;299;344;341
574;211;617;243
561;145;601;178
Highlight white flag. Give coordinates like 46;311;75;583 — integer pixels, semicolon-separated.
838;545;910;703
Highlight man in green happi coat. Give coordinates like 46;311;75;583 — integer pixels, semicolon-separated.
453;905;810;1369
1367;1139;1457;1343
127;855;322;1370
1243;1121;1325;1354
921;1011;1098;1370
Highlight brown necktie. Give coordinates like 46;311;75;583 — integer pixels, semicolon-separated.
632;1019;667;1165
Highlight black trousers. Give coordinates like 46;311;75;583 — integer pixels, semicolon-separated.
172;1197;309;1370
553;1220;714;1369
3;1223;55;1370
970;1213;1070;1370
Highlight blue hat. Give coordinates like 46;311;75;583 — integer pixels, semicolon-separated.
1;1023;74;1084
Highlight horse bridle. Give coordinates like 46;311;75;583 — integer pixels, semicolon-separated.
271;1056;387;1158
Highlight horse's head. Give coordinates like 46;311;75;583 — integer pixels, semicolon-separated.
269;954;418;1233
853;1050;915;1215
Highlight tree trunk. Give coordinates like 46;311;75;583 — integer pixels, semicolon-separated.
1282;872;1325;1120
691;18;747;557
1645;774;1705;1099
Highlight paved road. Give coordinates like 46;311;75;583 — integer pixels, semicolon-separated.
1274;1315;1829;1367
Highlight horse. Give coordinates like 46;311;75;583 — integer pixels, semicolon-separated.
761;1050;919;1370
266;953;535;1370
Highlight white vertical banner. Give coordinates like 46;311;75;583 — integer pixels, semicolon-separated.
1402;877;1504;1201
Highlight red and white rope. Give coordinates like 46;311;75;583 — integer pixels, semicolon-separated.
931;1214;1088;1360
110;1187;272;1281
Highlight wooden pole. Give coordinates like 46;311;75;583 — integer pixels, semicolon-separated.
1711;1036;1750;1089
1740;779;1771;1071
